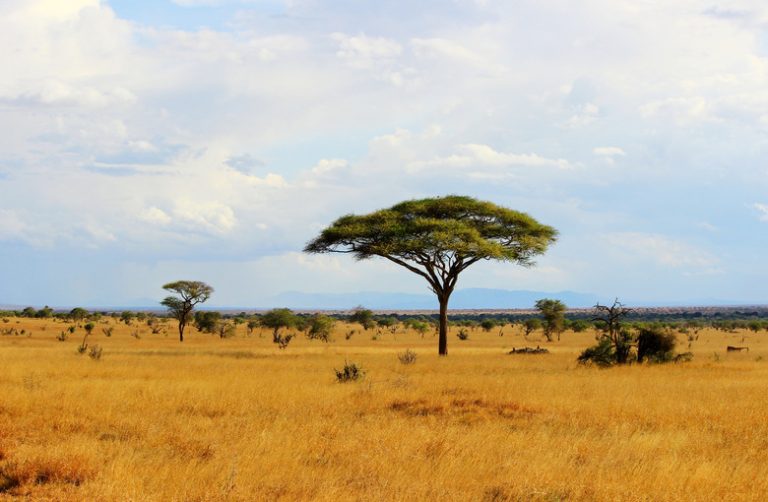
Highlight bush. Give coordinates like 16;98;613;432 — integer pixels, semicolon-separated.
194;311;222;333
88;345;103;360
218;322;236;339
577;338;616;367
56;331;69;342
102;326;113;337
307;314;335;342
397;349;417;365
334;360;365;382
457;328;469;340
274;333;294;349
637;327;677;363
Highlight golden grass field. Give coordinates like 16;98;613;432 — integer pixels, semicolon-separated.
1;316;767;501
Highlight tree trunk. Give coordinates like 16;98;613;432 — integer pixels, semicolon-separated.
179;321;185;342
438;294;449;356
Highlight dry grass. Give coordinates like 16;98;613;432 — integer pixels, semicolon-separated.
1;316;767;500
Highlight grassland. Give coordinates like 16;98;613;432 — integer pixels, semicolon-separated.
1;316;767;501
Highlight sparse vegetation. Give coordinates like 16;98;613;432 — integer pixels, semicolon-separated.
334;360;365;382
0;313;767;500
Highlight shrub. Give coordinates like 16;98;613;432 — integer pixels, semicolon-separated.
67;325;76;334
218;322;236;339
334;360;365;382
88;345;103;360
307;314;335;342
56;331;69;342
274;333;294;349
480;319;496;332
397;349;417;365
102;326;113;337
457;328;469;340
577;338;616;367
195;311;222;333
637;327;677;363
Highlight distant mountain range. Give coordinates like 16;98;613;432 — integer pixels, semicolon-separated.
265;288;601;310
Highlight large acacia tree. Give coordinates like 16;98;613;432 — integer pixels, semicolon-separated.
161;280;214;342
304;196;557;356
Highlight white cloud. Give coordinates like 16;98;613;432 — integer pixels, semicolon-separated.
331;32;402;69
141;207;173;226
409;144;573;172
593;147;626;157
755;203;768;221
603;232;721;272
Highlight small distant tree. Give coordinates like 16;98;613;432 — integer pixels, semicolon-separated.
350;307;375;330
21;307;36;318
523;318;542;338
376;316;399;334
260;308;297;344
194;311;222;333
535;299;566;342
161;281;214;342
307;314;336;342
120;311;135;325
570;319;590;333
246;319;259;337
70;307;89;322
35;306;54;318
592;299;633;364
480;319;497;332
578;299;634;366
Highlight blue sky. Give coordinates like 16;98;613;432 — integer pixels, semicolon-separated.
1;0;768;307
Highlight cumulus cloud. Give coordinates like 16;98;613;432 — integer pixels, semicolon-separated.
4;0;768;303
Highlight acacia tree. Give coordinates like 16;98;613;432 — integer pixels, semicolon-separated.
304;196;557;356
535;298;567;341
161;281;213;342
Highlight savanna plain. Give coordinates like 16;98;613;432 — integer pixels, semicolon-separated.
1;316;767;501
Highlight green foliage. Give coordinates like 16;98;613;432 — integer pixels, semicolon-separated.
350;307;375;330
261;308;298;344
161;280;214;342
577;338;616;367
523;318;541;337
120;311;134;325
535;298;566;342
69;307;89;321
217;322;236;339
569;320;590;333
194;311;222;333
636;327;677;363
457;328;469;340
334;360;365;382
304;195;557;356
307;314;335;342
304;195;557;265
480;319;496;332
83;322;95;335
246;319;259;336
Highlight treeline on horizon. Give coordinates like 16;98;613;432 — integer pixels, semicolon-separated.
4;304;768;333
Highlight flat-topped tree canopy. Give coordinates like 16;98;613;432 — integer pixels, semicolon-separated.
304;195;557;355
